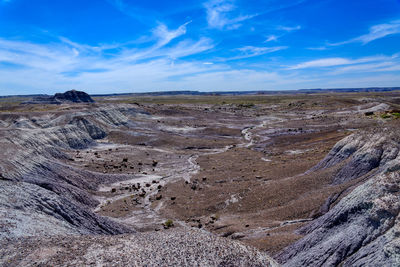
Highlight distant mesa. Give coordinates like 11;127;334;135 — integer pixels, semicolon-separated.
25;90;94;104
54;90;94;103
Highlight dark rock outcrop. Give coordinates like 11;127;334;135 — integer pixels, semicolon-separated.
25;90;94;104
54;90;94;103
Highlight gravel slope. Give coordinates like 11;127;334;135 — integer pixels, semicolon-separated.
0;228;278;267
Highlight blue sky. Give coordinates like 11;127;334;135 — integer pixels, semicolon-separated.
0;0;400;95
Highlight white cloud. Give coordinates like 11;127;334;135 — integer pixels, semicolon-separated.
289;58;352;69
0;32;399;95
265;35;279;42
106;21;200;63
162;38;214;59
237;46;287;56
264;25;301;43
287;55;395;70
333;62;397;74
0;35;305;94
0;21;212;77
0;27;218;95
217;46;287;61
307;46;328;51
204;0;256;30
330;20;400;46
277;25;301;32
152;21;192;47
106;0;157;25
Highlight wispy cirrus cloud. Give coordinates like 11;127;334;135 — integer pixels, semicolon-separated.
0;20;212;75
306;46;328;51
1;33;400;95
204;0;256;30
333;62;398;74
106;0;162;25
265;35;279;42
219;46;288;61
330;20;400;46
288;55;398;70
237;46;288;56
160;37;214;60
152;21;192;47
288;58;353;69
264;25;301;43
277;25;301;32
0;18;219;95
113;21;200;63
0;36;303;94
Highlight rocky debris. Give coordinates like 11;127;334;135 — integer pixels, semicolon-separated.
0;173;10;181
0;228;278;266
222;231;235;238
163;219;174;229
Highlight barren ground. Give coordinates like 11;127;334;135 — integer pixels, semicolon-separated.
67;93;388;252
2;91;400;265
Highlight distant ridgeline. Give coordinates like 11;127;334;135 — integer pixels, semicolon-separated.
1;87;400;100
23;90;95;104
91;87;400;97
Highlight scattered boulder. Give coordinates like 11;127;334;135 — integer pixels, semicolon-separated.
163;219;174;229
